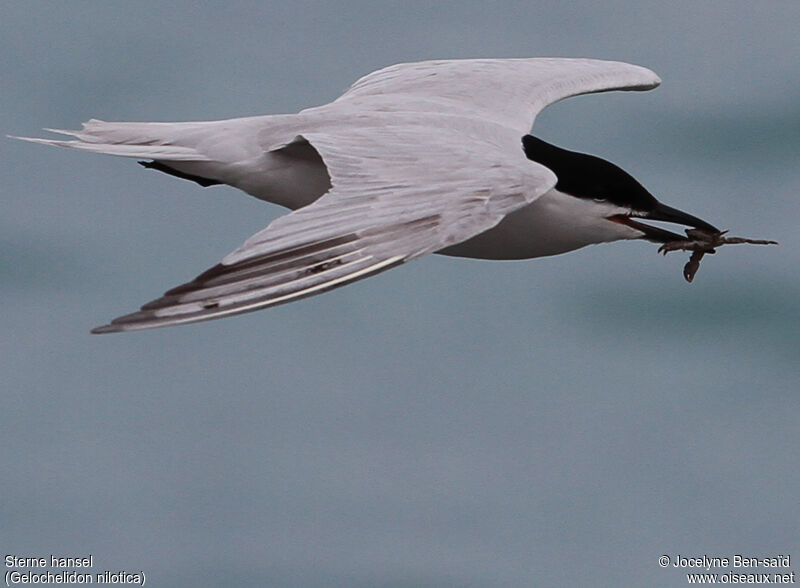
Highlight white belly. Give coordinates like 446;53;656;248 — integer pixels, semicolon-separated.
438;189;644;260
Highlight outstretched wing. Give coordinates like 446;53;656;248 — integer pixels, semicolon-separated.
320;58;661;132
92;120;556;333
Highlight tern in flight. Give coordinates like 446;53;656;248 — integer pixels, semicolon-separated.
15;58;725;333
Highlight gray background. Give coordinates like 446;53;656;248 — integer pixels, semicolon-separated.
2;2;798;586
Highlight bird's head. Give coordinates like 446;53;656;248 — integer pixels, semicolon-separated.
522;134;719;243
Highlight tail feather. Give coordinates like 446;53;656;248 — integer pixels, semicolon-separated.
10;113;314;202
11;135;209;160
10;119;214;161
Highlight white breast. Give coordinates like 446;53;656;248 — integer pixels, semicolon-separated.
438;189;645;260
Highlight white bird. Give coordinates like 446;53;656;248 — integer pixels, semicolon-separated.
14;58;718;333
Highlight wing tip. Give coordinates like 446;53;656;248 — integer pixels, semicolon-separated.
91;323;122;335
91;312;158;334
623;61;661;89
91;318;167;334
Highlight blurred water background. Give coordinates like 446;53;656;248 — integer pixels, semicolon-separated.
2;2;798;586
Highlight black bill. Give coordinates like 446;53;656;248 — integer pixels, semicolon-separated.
609;202;720;243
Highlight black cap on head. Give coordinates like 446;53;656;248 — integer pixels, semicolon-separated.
522;135;658;212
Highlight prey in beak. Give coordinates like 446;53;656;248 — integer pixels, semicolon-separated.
610;204;776;282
